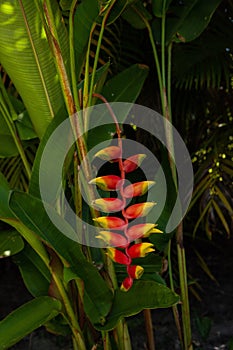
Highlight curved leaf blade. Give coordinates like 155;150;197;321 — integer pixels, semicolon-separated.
95;280;179;330
14;244;51;297
0;296;62;349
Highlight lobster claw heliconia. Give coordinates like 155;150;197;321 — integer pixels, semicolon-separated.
91;148;162;291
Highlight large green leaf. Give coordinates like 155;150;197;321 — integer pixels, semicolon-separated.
0;172;51;267
0;0;68;138
0;171;13;218
0;229;24;257
74;0;100;79
152;0;222;44
102;63;149;103
0;296;62;349
86;64;149;149
95;280;179;330
9;190;113;325
122;2;152;29
14;244;51;297
152;0;172;17
0;135;19;158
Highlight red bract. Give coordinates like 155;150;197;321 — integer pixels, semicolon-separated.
126;223;160;240
93;216;126;229
122;154;146;173
123;181;155;198
89;175;123;191
92;198;124;212
96;231;128;247
127;265;144;279
121;276;133;291
94;146;121;161
128;242;155;258
107;248;130;265
124;202;156;219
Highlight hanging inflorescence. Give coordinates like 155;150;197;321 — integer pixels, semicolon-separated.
89;141;162;291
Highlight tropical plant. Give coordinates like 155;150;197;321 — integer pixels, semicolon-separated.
0;0;228;350
0;1;178;349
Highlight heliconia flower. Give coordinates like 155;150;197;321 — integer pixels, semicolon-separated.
123;181;155;198
92;198;124;212
128;242;155;258
96;231;128;247
124;202;156;219
127;265;144;279
93;216;126;229
123;154;146;173
89;175;123;191
107;247;130;265
94;146;121;161
126;223;161;240
120;276;133;292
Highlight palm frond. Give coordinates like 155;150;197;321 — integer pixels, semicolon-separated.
0;142;37;191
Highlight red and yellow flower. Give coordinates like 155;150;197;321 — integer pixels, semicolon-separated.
90;145;162;291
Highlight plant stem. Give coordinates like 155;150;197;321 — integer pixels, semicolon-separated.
83;1;117;131
88;0;117;108
143;309;155;350
52;273;86;350
69;0;81;111
83;22;96;111
177;223;193;350
102;331;112;350
168;240;184;347
43;1;92;184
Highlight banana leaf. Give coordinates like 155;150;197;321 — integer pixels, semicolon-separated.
0;0;69;138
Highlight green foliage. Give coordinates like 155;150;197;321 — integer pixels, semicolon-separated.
152;0;222;44
0;0;68;138
95;280;179;331
0;297;62;349
194;313;212;342
74;0;100;80
0;230;24;258
14;244;51;297
9;190;114;325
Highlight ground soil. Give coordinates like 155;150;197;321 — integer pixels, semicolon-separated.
0;235;233;349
